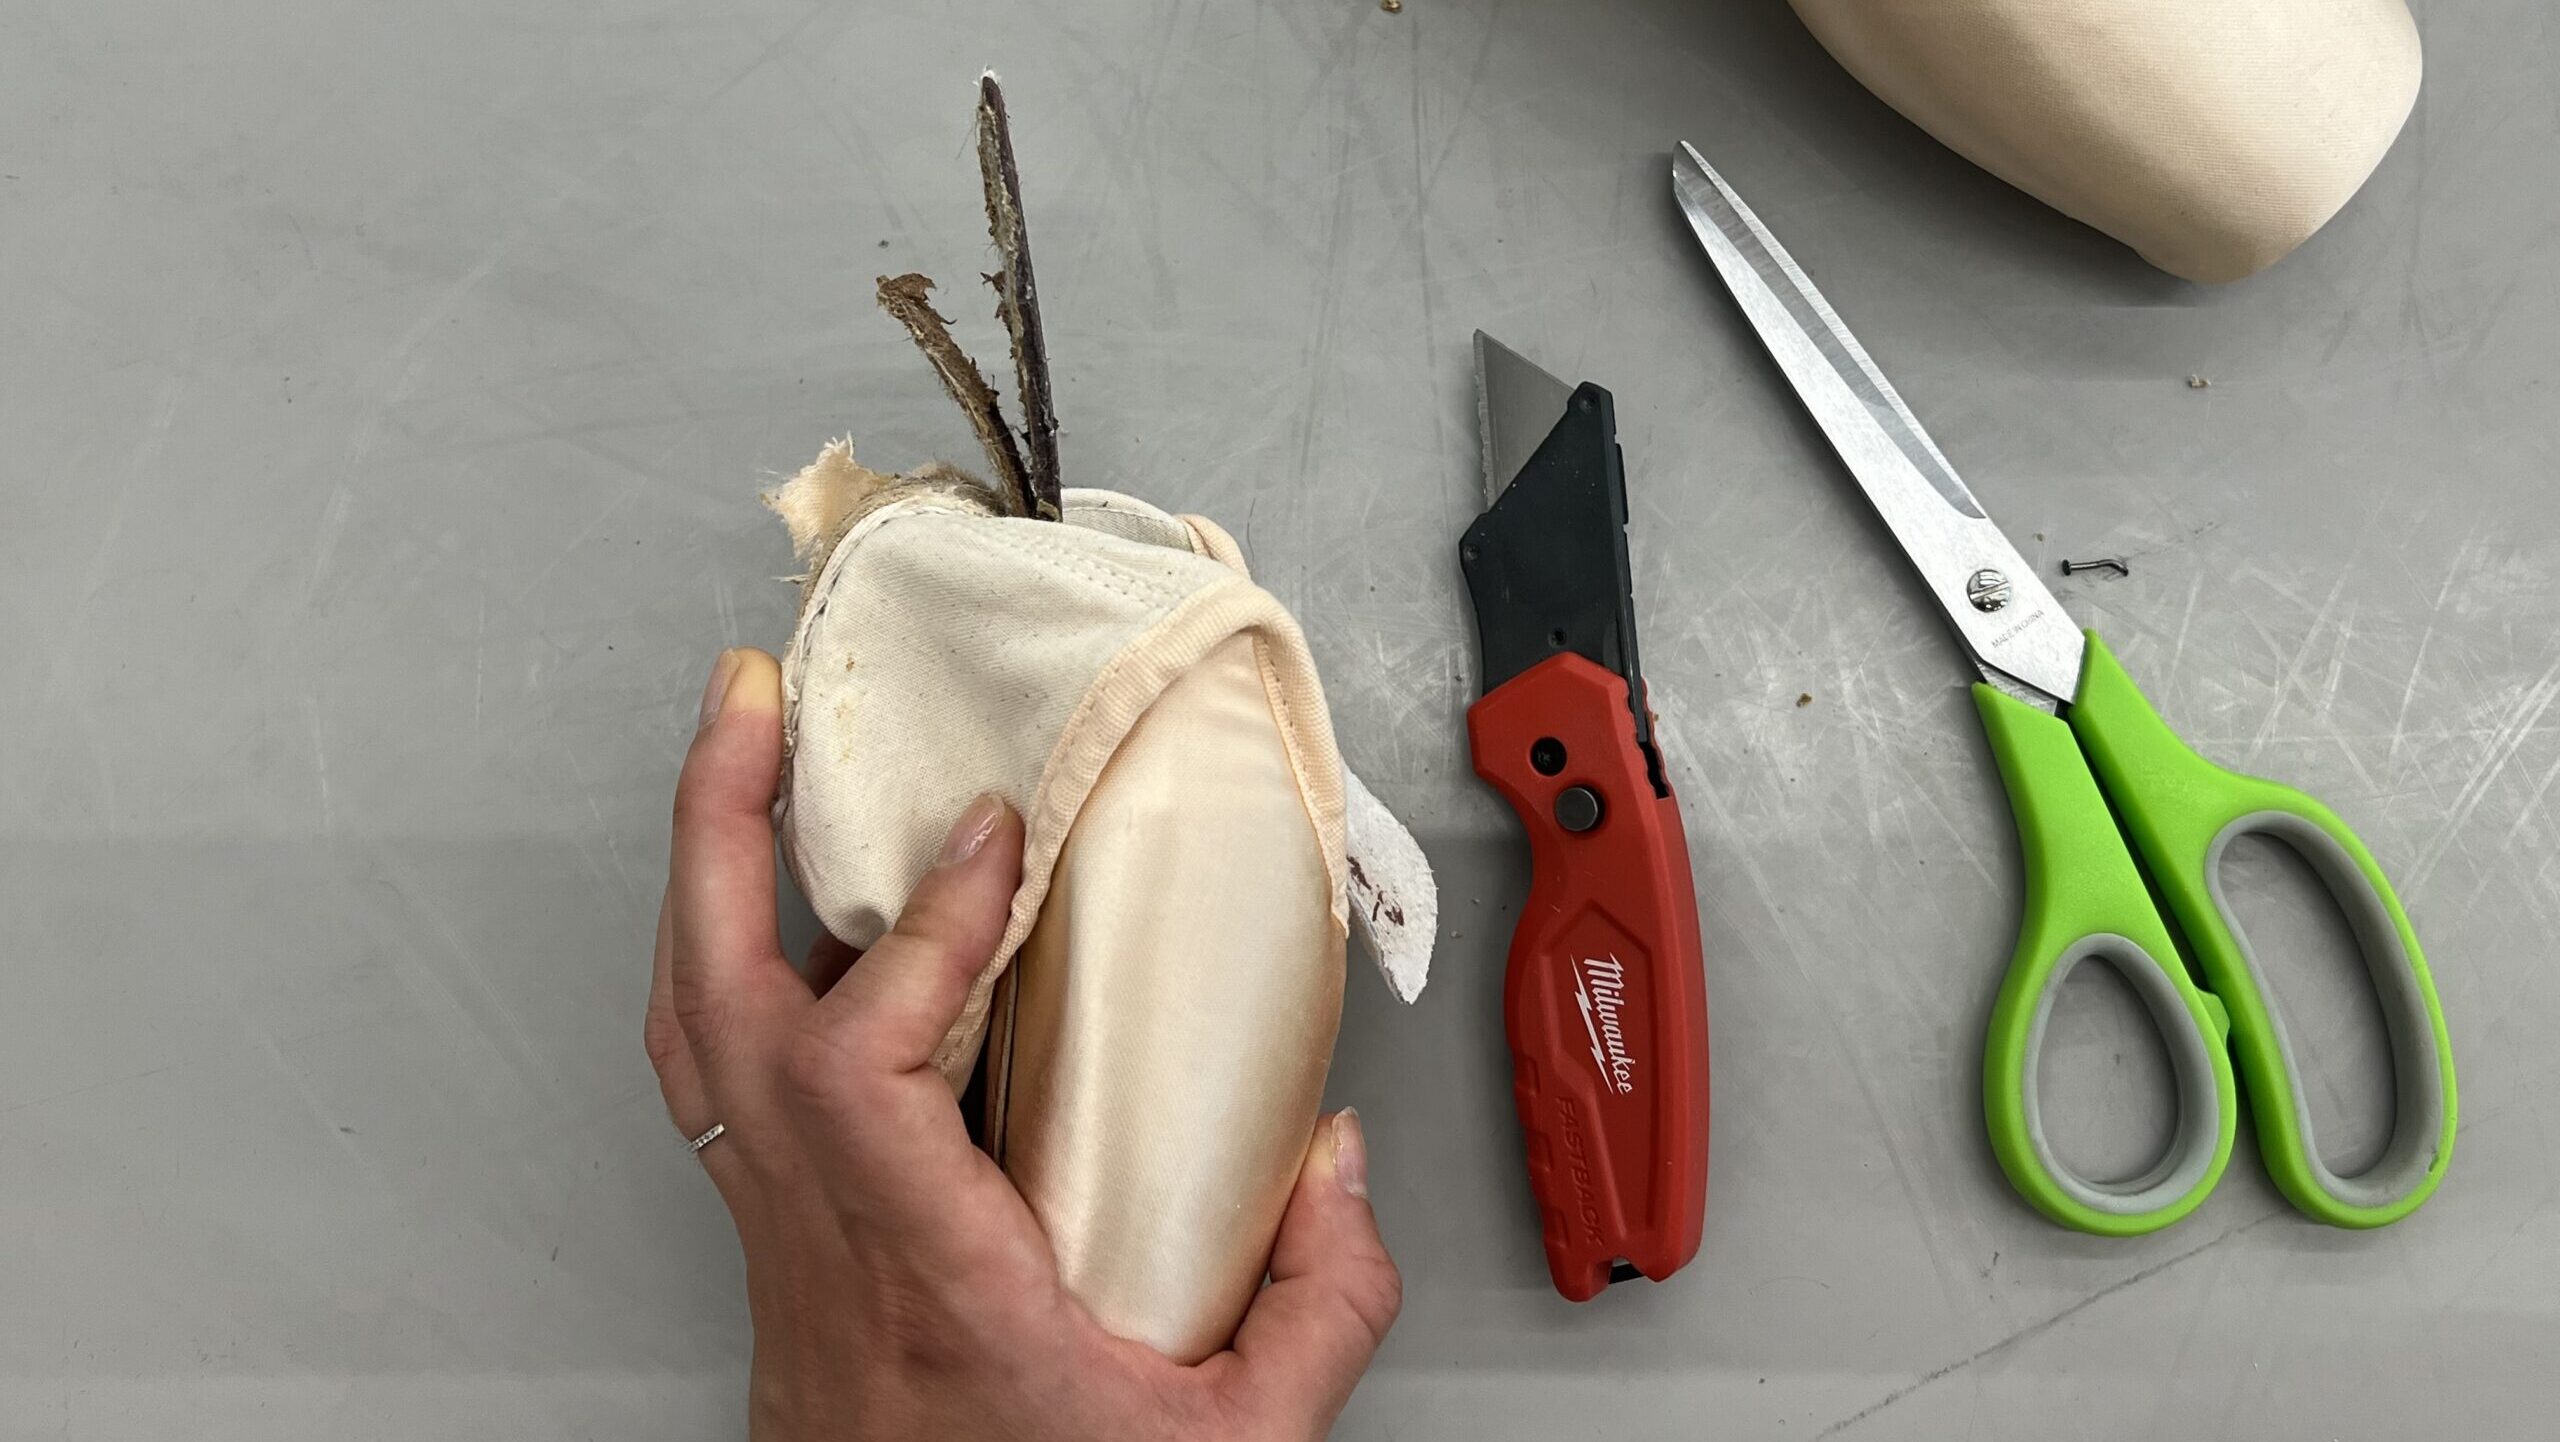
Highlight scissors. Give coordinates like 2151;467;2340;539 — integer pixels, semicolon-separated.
1671;142;2457;1235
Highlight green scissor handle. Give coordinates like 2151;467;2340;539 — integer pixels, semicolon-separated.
1977;679;2237;1235
1979;633;2457;1234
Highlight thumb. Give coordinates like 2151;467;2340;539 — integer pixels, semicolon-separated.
1226;1110;1402;1429
666;647;797;1063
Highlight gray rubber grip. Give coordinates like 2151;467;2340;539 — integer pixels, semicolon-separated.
2204;811;2448;1212
2017;933;2224;1216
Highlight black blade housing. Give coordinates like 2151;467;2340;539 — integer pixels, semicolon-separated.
1459;381;1666;796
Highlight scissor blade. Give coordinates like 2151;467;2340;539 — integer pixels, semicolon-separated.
1476;330;1576;507
1672;142;2086;709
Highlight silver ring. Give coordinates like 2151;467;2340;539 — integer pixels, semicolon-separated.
686;1122;727;1155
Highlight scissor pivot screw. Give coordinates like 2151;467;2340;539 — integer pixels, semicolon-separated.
1966;568;2013;612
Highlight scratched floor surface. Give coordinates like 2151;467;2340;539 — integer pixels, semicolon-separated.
4;1;2555;1437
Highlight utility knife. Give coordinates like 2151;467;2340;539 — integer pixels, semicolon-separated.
1460;331;1712;1301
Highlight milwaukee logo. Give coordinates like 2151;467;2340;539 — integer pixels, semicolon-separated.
1573;953;1637;1096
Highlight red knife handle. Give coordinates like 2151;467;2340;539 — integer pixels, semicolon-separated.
1467;651;1710;1301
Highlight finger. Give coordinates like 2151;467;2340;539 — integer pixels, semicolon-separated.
643;897;709;1132
783;797;1021;1199
803;929;861;996
801;794;1021;1080
1225;1110;1401;1426
667;648;796;1058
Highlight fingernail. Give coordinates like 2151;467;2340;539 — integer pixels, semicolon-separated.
697;649;744;731
937;793;1004;867
1332;1108;1369;1199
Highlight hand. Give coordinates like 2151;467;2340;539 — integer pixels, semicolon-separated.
645;648;1402;1441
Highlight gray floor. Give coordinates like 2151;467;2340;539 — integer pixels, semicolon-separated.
5;1;2554;1437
